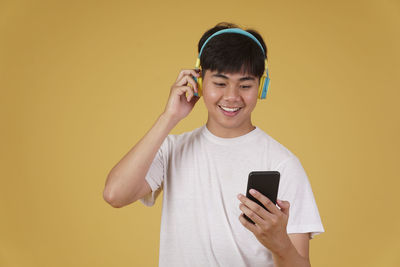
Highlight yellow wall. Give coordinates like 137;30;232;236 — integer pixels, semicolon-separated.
1;0;399;266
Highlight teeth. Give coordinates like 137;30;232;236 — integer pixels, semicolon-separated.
220;106;240;112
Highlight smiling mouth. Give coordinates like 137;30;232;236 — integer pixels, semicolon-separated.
218;105;242;112
218;105;243;116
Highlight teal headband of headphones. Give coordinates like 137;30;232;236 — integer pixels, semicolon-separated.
194;28;270;99
198;28;266;57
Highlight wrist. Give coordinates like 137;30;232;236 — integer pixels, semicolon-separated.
272;235;296;259
159;112;180;130
271;236;310;267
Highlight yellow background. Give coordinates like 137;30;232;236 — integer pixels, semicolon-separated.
1;0;399;266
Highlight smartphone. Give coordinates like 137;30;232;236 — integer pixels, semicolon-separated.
244;171;280;224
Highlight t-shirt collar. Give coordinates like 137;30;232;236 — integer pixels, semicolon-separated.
201;124;261;145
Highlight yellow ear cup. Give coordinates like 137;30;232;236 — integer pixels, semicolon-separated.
197;76;203;96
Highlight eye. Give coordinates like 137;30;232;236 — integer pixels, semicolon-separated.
240;85;252;89
213;82;226;87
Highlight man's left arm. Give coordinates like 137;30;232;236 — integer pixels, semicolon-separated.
237;190;311;267
271;233;311;267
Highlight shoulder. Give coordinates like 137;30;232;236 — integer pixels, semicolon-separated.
254;127;299;168
162;126;204;152
167;126;203;143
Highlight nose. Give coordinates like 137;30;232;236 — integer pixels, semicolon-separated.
223;85;240;101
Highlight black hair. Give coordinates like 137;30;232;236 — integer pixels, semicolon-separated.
197;22;267;80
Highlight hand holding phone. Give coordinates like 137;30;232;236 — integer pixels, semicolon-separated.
244;171;280;224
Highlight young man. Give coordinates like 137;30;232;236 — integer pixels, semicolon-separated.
103;22;324;267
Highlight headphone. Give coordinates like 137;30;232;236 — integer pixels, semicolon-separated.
193;28;270;99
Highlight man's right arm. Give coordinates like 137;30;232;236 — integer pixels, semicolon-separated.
103;114;177;208
103;69;200;208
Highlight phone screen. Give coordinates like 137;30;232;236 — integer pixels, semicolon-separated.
244;171;280;224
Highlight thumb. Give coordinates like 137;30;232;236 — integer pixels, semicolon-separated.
277;199;290;216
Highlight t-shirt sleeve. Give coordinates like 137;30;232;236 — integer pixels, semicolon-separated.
139;137;169;207
276;155;324;239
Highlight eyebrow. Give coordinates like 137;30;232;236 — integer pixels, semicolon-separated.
212;73;256;81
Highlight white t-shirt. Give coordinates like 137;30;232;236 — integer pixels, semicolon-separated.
140;125;324;267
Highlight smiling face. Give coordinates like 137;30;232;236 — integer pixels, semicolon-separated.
202;69;259;138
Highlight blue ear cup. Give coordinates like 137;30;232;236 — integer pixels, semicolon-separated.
194;28;269;99
262;76;270;99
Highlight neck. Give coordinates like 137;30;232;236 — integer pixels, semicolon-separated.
205;119;256;138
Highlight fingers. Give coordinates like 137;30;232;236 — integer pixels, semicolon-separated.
249;189;280;214
277;199;290;216
175;75;198;94
237;193;273;224
238;213;258;233
239;202;265;226
237;190;280;222
176;69;200;81
175;69;200;85
172;69;200;102
174;85;197;102
183;85;195;102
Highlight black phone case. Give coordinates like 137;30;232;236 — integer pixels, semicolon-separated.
244;171;280;224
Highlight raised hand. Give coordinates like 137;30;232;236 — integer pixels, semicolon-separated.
163;69;201;123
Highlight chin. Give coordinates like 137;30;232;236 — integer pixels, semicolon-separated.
214;115;249;130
